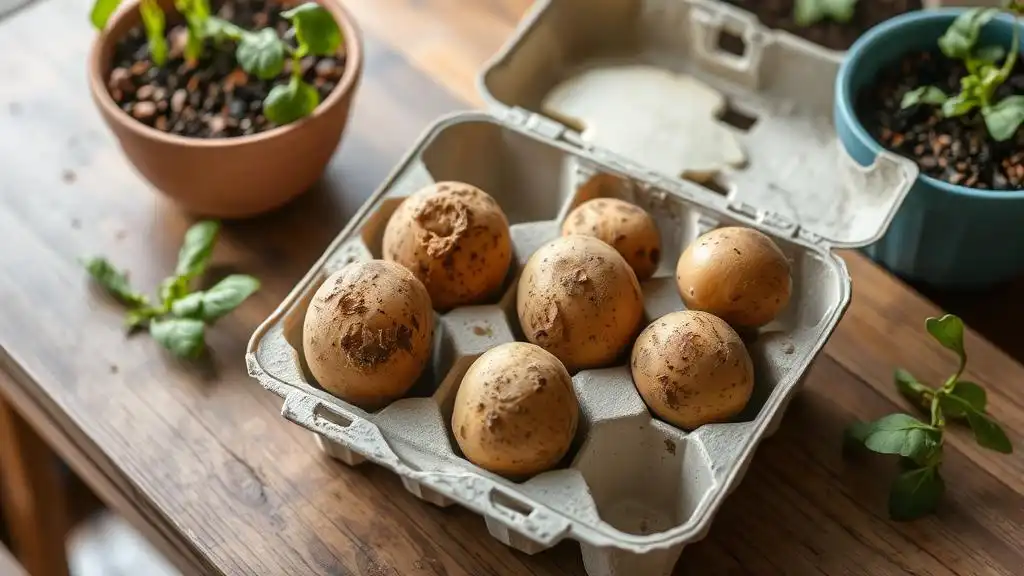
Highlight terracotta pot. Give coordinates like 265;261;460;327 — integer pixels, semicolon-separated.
88;0;363;218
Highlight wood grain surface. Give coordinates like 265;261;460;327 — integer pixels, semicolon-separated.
0;0;1022;575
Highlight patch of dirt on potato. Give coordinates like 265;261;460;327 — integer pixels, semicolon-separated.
340;323;414;368
414;193;471;259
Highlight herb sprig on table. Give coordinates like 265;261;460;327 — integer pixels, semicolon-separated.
83;221;260;358
90;0;342;124
845;314;1013;521
793;0;857;27
900;4;1024;142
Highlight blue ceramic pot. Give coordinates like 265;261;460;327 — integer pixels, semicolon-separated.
835;9;1024;290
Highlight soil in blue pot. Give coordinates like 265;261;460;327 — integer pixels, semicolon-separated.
722;0;921;51
857;50;1024;190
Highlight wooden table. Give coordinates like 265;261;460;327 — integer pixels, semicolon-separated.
1;0;1023;575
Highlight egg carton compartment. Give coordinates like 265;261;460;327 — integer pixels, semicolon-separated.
248;110;858;575
480;0;918;249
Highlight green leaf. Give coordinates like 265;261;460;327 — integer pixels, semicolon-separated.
925;315;966;364
975;44;1007;64
894;368;932;407
282;2;342;56
860;414;941;463
793;0;825;27
264;77;320;125
983;95;1024;141
941;91;981;117
236;29;287;80
964;408;1013;453
939;8;998;60
171;274;260;322
169;292;204;319
140;0;168;66
199;274;260;320
946;380;987;415
83;257;150;308
901;86;949;109
90;0;123;29
149;318;206;358
889;466;945;521
793;0;856;26
175;220;219;279
204;16;244;42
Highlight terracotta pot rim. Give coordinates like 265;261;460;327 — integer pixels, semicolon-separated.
87;0;363;149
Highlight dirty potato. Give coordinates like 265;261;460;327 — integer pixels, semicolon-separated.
517;235;644;371
631;310;754;430
452;342;578;477
382;182;513;311
562;197;661;280
676;226;792;329
303;261;434;409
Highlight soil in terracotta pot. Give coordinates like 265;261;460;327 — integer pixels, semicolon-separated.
857;50;1024;191
722;0;921;51
107;0;346;138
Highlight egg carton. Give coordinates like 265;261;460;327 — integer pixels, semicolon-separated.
246;0;918;574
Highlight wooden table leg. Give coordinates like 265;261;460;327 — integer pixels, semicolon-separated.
0;392;70;576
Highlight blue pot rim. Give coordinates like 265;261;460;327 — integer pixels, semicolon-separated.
836;8;1024;201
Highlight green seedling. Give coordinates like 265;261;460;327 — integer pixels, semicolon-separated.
90;0;341;125
845;314;1013;521
249;3;342;124
83;221;261;359
901;4;1024;142
793;0;857;27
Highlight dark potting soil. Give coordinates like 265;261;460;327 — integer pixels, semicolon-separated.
857;50;1024;191
722;0;921;51
107;0;346;139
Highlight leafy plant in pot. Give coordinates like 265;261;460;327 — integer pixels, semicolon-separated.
87;0;362;218
835;4;1024;289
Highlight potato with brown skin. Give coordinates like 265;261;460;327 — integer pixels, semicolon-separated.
382;181;512;311
561;197;661;280
675;226;792;329
517;235;644;371
303;260;434;409
631;310;754;430
452;342;578;477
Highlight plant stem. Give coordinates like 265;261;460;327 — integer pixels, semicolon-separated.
1003;20;1020;79
930;391;945;428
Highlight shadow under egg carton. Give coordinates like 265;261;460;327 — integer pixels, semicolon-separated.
248;111;861;575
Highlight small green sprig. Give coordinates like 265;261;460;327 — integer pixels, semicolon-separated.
89;1;341;125
901;5;1024;142
83;221;261;359
845;314;1013;521
793;0;857;27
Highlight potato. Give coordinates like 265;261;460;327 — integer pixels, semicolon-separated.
676;226;791;328
452;342;578;477
631;310;754;430
303;261;434;409
517;235;644;371
561;197;661;280
382;181;513;311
